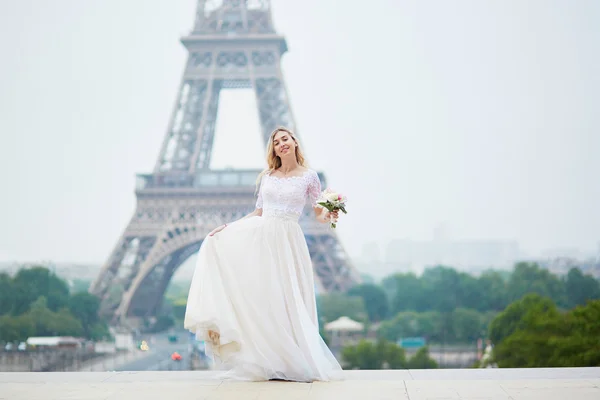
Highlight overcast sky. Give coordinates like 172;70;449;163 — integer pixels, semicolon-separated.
0;0;599;266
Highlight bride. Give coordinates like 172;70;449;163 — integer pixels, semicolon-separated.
184;127;344;382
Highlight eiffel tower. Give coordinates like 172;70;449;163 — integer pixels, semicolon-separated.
89;0;361;324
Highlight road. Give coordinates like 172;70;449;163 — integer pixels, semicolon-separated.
116;331;192;372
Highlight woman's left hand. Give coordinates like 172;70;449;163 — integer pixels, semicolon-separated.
327;210;339;223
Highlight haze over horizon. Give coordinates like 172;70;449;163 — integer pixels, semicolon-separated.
1;0;598;267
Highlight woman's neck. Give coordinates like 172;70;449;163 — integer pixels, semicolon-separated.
279;158;300;174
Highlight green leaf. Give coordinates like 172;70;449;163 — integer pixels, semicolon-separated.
317;202;334;211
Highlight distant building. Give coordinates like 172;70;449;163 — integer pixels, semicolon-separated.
384;238;521;275
529;243;600;278
536;256;600;278
26;337;85;349
353;235;522;280
0;262;101;280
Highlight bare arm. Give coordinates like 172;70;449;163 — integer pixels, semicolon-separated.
208;208;262;236
308;171;338;224
314;206;327;222
244;208;263;219
313;206;337;224
210;171;265;236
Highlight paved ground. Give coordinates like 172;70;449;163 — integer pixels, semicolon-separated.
1;368;599;399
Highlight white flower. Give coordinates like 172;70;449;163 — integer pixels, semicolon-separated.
317;188;348;229
325;192;339;202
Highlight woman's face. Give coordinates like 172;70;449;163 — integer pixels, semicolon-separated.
273;131;295;158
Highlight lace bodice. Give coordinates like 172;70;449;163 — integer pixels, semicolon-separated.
256;169;321;217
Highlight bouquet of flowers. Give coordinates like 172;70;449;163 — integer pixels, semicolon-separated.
317;188;348;229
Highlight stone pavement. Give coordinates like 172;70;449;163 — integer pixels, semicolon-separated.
1;368;599;400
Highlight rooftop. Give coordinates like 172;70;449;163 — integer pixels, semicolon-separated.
1;368;599;400
25;336;84;347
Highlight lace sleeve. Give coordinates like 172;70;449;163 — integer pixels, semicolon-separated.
255;173;266;209
306;170;322;207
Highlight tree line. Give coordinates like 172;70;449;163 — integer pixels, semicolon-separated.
4;262;597;369
487;294;600;367
316;262;600;369
319;262;600;322
317;262;600;344
342;340;438;370
0;267;109;343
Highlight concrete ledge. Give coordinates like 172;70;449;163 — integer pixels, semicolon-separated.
1;368;599;399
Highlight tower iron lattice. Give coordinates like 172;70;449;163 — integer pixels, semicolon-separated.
89;0;361;325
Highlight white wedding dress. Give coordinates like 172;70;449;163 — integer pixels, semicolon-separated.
184;169;343;382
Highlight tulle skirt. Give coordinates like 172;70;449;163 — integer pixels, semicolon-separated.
184;210;343;382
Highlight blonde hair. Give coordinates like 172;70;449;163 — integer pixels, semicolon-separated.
256;127;306;188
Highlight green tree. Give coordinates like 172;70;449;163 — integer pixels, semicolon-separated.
416;311;443;342
342;339;407;369
420;266;461;312
377;339;407;369
50;308;85;337
27;296;56;336
347;284;389;322
564;268;600;308
381;274;400;305
1;316;19;342
493;315;562;367
451;308;484;343
317;293;368;323
377;311;422;342
27;296;83;337
384;273;425;313
0;272;15;315
506;262;567;307
550;300;600;366
377;310;477;344
383;268;511;314
0;266;108;341
11;267;70;315
319;327;330;346
491;299;600;368
360;273;376;285
480;310;498;338
68;292;101;338
171;298;188;321
165;281;191;301
87;322;111;341
456;272;488;311
477;271;508;311
342;340;380;369
70;279;91;293
0;314;35;342
488;293;556;346
407;347;438;369
489;294;569;368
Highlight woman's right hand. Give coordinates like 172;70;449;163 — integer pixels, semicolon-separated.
208;224;227;236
